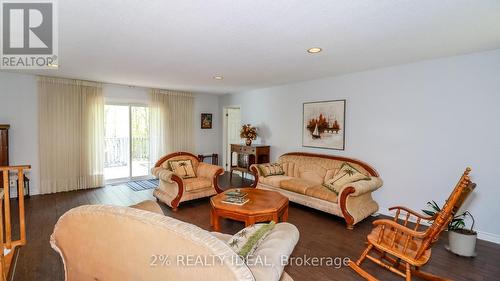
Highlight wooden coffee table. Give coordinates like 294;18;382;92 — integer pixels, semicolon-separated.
210;188;289;231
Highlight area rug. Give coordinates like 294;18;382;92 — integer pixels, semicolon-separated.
125;179;159;191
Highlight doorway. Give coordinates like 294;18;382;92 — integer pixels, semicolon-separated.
104;104;150;182
223;107;241;171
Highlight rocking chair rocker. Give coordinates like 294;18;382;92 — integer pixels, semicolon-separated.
349;167;476;281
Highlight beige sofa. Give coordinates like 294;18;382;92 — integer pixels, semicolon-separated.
152;152;224;210
250;152;382;229
50;201;299;281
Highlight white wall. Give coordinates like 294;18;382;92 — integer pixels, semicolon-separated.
0;73;221;194
219;49;500;243
0;72;39;195
193;93;221;157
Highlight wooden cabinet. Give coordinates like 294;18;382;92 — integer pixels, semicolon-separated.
230;144;270;183
0;125;9;184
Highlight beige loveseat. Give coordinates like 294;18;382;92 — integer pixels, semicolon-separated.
50;201;299;281
152;152;224;210
250;152;382;229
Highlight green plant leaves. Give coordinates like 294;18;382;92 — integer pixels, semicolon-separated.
422;201;474;231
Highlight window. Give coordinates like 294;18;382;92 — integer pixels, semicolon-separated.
104;104;150;181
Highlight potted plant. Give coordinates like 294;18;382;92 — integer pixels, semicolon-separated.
423;201;477;257
240;124;257;146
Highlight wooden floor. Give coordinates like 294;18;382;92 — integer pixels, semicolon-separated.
9;173;500;281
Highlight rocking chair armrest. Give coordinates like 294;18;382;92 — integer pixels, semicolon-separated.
388;206;435;221
373;219;427;239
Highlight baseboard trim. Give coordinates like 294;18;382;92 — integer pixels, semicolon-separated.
476;231;500;244
376;208;500;245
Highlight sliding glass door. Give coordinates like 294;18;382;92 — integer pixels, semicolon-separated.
131;106;150;178
104;104;150;181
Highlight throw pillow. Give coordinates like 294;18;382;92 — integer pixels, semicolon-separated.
323;162;370;194
227;221;276;259
168;159;196;179
257;163;285;177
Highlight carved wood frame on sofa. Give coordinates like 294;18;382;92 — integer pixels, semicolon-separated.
152;152;224;211
250;152;382;229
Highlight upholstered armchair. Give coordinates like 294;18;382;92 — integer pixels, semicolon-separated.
152;152;224;210
50;201;299;281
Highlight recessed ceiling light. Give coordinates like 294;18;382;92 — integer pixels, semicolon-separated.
213;75;224;80
307;47;322;54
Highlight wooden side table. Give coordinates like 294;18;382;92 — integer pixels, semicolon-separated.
197;153;219;165
210;188;288;231
229;144;270;183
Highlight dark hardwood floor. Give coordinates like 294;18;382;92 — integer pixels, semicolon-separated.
10;173;500;281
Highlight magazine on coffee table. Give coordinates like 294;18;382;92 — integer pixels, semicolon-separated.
221;196;249;206
225;190;248;198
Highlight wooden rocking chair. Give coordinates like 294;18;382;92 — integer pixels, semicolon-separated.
349;167;476;281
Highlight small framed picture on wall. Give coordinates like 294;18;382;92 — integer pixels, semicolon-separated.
201;113;213;129
303;99;346;150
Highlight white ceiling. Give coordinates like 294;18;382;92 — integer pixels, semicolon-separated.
21;0;500;94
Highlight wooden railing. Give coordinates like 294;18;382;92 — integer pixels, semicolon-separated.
0;165;30;281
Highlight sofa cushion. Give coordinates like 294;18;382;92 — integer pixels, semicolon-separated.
305;185;338;203
183;177;212;192
279;154;372;177
213;223;300;281
280;178;317;195
228;221;276;258
211;231;232;241
129;200;164;214
260;175;294;187
298;169;324;184
323;162;370;194
168;159;197;179
249;223;300;281
257;163;285;177
160;154;200;171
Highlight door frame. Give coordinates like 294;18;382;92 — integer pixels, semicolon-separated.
222;105;241;172
105;103;152;184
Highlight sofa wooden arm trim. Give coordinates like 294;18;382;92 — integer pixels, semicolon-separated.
339;186;356;230
154;151;199;167
212;168;224;193
170;174;184;211
249;166;259;188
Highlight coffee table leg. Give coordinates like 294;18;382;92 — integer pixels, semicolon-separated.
245;217;256;227
211;208;220;231
281;206;289;222
272;213;279;223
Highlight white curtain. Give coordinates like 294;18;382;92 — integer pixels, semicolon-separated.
38;76;104;193
149;89;194;163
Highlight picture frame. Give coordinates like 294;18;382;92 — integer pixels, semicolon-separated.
302;100;346;150
201;113;213;129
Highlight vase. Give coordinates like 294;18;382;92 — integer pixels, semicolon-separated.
447;230;477;257
245;138;252;146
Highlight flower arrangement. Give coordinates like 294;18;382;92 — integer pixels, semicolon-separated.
240;124;257;146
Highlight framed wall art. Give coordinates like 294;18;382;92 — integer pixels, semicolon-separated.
302;100;346;150
201;113;213;129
